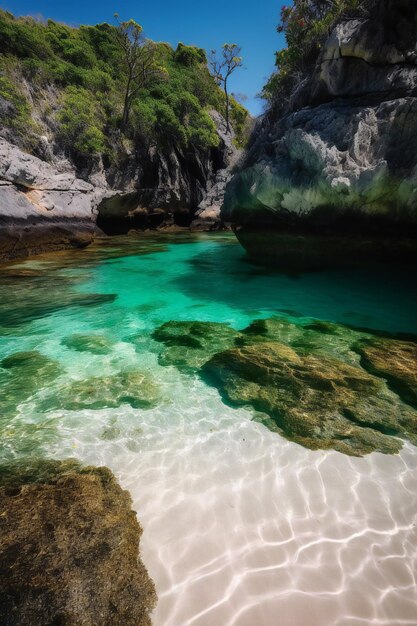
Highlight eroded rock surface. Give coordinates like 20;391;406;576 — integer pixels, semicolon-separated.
62;333;115;355
223;0;417;266
153;316;417;456
42;371;161;412
356;338;417;407
0;459;156;626
203;341;415;456
153;320;241;371
0;139;102;260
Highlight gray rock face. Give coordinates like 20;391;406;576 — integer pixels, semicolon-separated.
99;110;239;233
223;0;417;266
0;109;238;257
190;111;241;230
0;140;103;259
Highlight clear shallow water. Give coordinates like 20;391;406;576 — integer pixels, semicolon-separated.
1;233;417;625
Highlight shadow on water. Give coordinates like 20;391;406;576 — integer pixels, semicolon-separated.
171;241;417;335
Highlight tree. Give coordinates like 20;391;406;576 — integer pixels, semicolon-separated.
209;44;243;134
113;14;166;129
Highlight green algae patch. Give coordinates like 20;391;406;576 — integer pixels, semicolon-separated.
0;351;62;419
202;341;412;456
41;371;161;412
152;321;242;371
62;333;115;355
355;338;417;409
239;316;364;366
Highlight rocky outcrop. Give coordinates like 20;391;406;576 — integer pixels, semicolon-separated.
153;315;417;456
202;341;412;456
0;140;103;260
0;459;156;626
223;0;417;266
98;111;239;234
356;338;417;407
0;109;239;258
190;167;232;231
190;112;243;231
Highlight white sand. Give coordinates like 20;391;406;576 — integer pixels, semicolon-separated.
48;373;417;626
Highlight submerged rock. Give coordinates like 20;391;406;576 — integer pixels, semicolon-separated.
356;338;417;407
62;333;115;355
43;371;161;412
151;316;417;455
153;320;241;371
0;459;156;625
0;351;62;418
0;269;117;330
202;341;415;456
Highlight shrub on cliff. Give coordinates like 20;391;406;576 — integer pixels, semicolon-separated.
130;92;219;150
0;10;249;156
57;86;106;156
0;57;39;146
262;0;378;106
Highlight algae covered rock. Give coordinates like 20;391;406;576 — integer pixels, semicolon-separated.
44;371;161;412
62;333;115;355
356;338;417;407
153;320;241;371
202;341;415;456
0;459;156;626
0;351;62;418
151;316;417;455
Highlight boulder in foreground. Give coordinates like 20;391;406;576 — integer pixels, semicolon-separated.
0;459;156;626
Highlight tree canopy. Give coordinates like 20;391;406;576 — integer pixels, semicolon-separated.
0;10;249;156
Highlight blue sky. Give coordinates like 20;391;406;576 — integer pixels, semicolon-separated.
1;0;286;115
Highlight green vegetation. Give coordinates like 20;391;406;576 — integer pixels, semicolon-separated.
0;55;39;145
262;0;376;105
57;86;106;156
0;10;248;157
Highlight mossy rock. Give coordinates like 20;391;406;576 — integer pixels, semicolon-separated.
62;333;115;355
355;338;417;408
0;351;62;418
239;317;363;366
152;321;241;371
42;370;161;412
0;459;156;625
239;317;301;344
202;341;415;456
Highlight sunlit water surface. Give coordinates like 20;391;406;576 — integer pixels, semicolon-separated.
1;233;417;626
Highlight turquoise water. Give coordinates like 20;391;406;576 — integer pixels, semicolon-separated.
1;233;417;626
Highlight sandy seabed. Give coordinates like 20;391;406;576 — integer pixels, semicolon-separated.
3;236;417;625
51;373;417;626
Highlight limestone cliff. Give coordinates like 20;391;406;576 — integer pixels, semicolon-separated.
223;0;417;266
0;110;238;259
0;12;247;259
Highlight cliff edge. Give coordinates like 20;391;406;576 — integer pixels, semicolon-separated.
222;0;417;267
